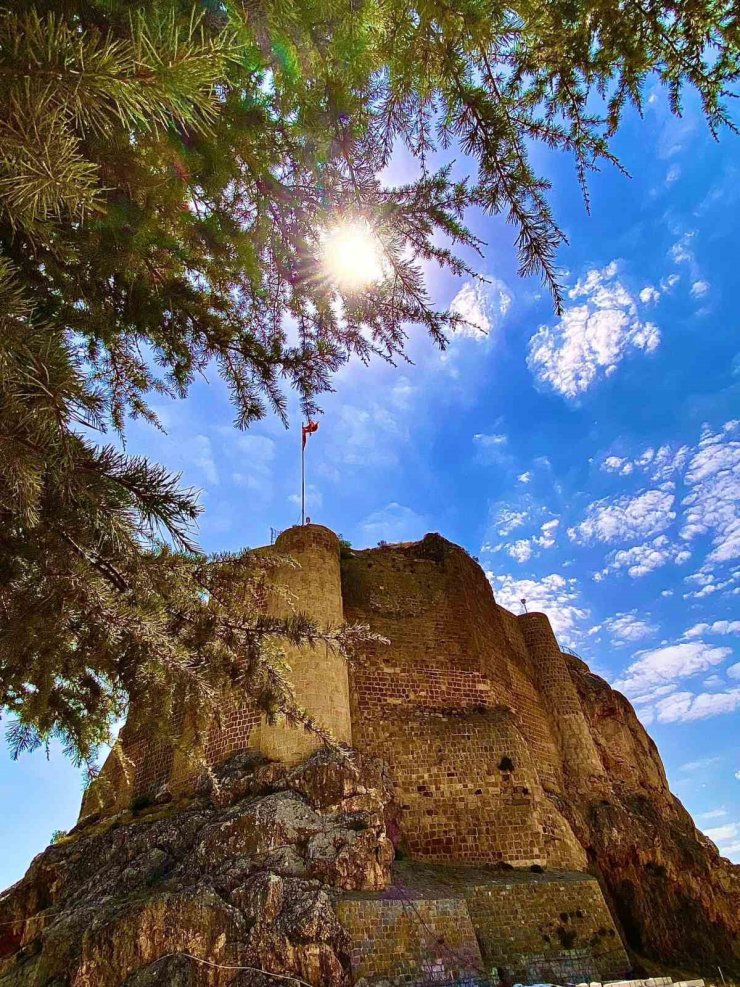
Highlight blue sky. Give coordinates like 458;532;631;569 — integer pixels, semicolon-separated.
2;86;739;889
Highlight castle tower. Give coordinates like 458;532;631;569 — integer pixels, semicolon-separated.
255;524;352;764
518;611;608;793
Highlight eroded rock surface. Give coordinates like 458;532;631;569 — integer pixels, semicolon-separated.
0;750;393;986
565;656;740;974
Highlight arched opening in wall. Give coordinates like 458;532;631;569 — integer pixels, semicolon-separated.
499;755;515;772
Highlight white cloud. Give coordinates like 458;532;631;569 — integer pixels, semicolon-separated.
449;278;512;340
699;808;727;820
704;822;739;843
596;534;691;580
691;280;710;298
493;507;528;538
681;421;740;564
508;539;533;563
538;519;560;548
602;612;657;644
489;572;588;645
684;620;740;639
602;454;634;476
600;444;690;482
683;567;740;599
680;757;720;773
670;231;696;264
639;285;661;304
358;502;429;544
288;483;322;512
491;516;560;563
517;471;532;484
661;273;680;291
666;164;681;185
527;261;660;399
615;640;732;697
727;662;740;680
569;487;676;545
652;688;740;723
474;432;507;447
473;431;512;467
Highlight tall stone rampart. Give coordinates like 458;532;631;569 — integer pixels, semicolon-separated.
518;611;608;793
232;524;351;765
341;536;584;869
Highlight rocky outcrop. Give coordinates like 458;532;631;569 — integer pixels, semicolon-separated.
565;657;740;974
0;750;393;986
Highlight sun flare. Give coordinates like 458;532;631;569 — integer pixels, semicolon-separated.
321;219;383;291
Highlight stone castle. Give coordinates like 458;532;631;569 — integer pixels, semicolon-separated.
2;525;739;986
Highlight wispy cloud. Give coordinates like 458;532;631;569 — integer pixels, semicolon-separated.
449;278;512;340
615;640;732;697
358;502;429;545
640;689;740;725
684;620;740;639
698;808;727;820
691;279;710;298
680;757;720;773
595;535;691;580
601;612;658;644
681;421;740;565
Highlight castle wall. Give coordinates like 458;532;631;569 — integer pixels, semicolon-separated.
254;524;351;764
464;871;630;983
202;525;351;768
71;527;740;979
82;525;352;815
342;537;585;869
336;865;629;987
336;895;484;986
518;612;609;794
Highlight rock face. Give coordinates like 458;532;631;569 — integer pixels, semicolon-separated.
2;528;739;984
567;655;740;970
0;750;393;986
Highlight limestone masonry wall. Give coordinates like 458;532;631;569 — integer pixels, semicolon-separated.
252;524;351;764
342;537;587;868
337;865;629;987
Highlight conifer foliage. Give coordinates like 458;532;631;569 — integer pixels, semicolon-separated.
0;0;736;766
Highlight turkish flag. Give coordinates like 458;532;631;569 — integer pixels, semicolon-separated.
302;420;319;448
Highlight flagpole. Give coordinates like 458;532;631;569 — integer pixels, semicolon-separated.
301;425;305;526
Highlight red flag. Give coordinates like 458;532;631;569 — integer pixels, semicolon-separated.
302;420;319;448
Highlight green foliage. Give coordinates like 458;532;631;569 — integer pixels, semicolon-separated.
50;829;67;844
0;0;736;766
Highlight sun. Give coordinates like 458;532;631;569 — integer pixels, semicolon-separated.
321;218;384;291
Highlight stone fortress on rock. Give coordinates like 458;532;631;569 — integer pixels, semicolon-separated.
2;525;739;986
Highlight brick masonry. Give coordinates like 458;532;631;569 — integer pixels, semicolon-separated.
337;864;629;987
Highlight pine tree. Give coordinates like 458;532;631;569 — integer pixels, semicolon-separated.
0;0;736;766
